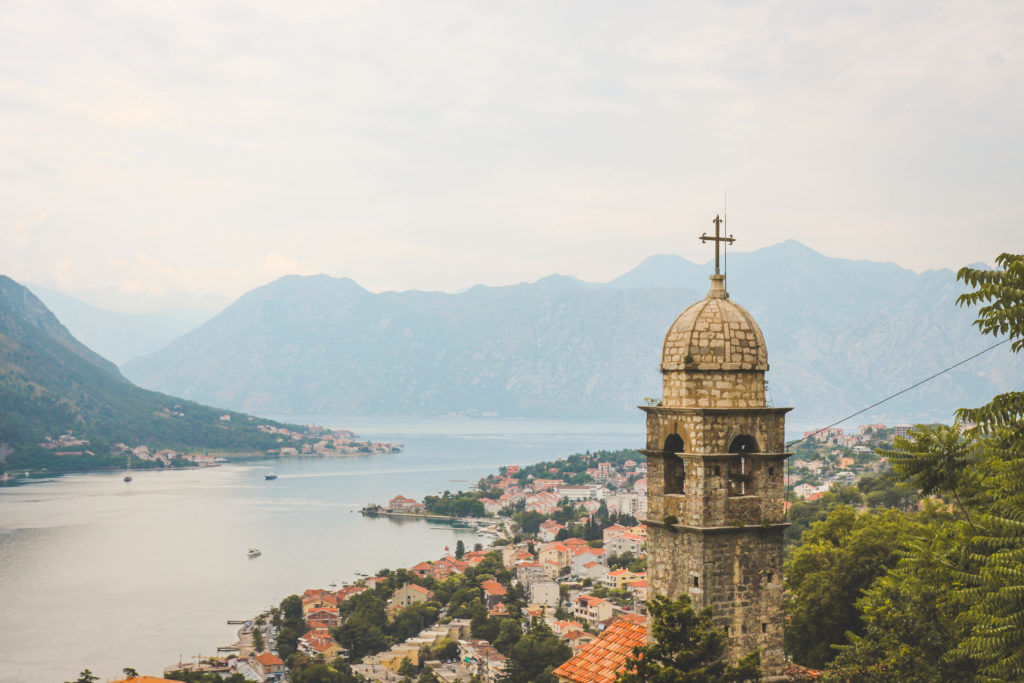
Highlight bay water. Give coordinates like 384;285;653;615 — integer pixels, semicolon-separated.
0;417;638;683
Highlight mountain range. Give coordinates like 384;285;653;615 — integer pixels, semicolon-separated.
117;241;1021;425
24;284;210;365
0;276;290;463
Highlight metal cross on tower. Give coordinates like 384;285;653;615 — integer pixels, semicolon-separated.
700;214;735;275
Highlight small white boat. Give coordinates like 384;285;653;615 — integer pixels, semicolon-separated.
247;548;261;558
265;473;278;480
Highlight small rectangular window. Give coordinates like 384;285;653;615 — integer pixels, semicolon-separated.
693;576;699;587
768;467;775;476
761;623;767;634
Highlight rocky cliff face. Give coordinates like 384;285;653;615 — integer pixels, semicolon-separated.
121;242;1022;424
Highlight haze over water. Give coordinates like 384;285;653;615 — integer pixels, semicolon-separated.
0;417;639;683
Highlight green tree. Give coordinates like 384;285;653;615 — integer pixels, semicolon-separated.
949;253;1024;679
252;626;265;652
418;669;442;682
887;422;979;525
503;621;572;683
455;539;466;559
617;594;760;682
290;661;360;683
513;510;546;534
397;658;418;677
276;593;308;659
431;638;459;661
469;599;500;642
784;506;914;668
493;618;523;655
829;511;978;681
122;668;139;678
68;671;98;683
390;602;439;642
333;613;391;660
166;672;247;683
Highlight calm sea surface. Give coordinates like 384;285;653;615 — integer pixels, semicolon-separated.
0;417;639;683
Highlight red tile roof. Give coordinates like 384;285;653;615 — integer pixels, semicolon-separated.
552;618;648;683
255;652;285;667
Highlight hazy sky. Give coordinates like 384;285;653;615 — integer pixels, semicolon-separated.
3;1;1022;301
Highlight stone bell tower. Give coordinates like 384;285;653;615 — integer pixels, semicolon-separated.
642;217;790;675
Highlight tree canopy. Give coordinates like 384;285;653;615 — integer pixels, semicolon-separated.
618;594;760;683
782;253;1024;681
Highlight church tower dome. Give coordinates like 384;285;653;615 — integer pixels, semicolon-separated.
660;274;769;409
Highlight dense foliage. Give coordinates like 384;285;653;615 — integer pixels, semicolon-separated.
502;621;573;683
504;449;642;487
782;253;1024;681
422;490;486;517
618;594;760;683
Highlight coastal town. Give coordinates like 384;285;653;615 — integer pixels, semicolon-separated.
3;425;402;481
156;423;902;683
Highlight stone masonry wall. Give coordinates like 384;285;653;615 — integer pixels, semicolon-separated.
648;524;786;675
662;369;766;408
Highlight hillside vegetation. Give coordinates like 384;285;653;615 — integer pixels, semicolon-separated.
0;276;295;473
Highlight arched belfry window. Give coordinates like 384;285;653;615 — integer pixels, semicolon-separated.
729;435;759;454
663;433;685;495
728;435;758;496
664;433;685;454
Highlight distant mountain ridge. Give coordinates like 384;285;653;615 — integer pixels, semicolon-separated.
26;284;207;365
0;276;290;457
121;241;1021;425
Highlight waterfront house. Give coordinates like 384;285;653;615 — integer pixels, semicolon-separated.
481;497;503;515
538;520;566;542
605;532;645;559
252;652;286;682
601;569;641;591
538;542;572;570
392;582;433;609
525;491;561;514
579;561;609;582
336;584;368;602
573;594;615;627
480;579;507;608
298;629;346;659
570;547;605;576
410;560;435;578
307;606;340;629
388;495;425;513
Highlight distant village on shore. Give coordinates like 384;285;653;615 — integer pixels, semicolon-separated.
25;423;401;474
